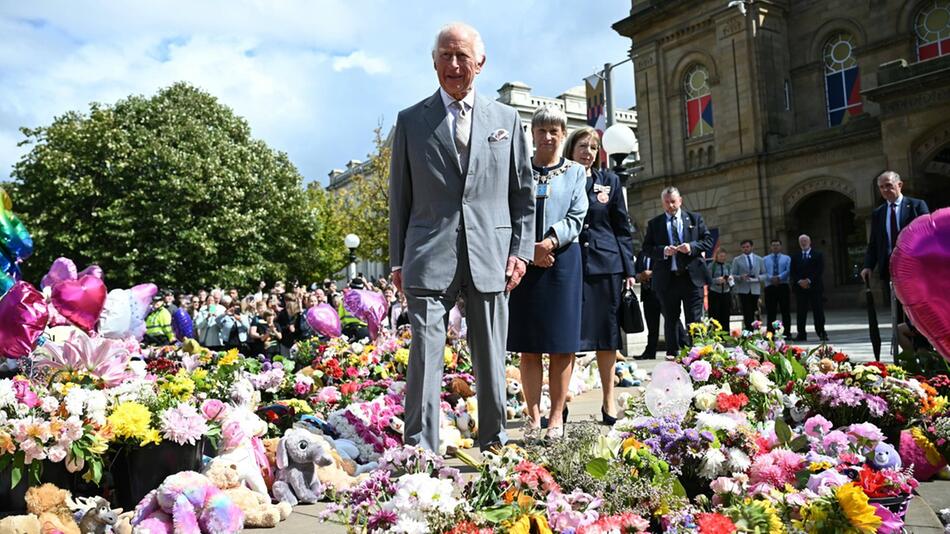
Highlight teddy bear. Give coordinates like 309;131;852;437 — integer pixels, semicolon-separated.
131;470;244;534
204;461;291;528
300;433;372;492
25;483;81;534
505;376;525;420
0;515;41;534
871;441;902;470
455;396;478;441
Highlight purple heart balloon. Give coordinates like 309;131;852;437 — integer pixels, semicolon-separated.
41;257;77;290
0;281;49;358
343;289;389;340
305;303;341;338
171;307;194;340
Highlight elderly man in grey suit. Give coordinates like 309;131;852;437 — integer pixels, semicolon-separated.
731;239;766;331
389;22;535;453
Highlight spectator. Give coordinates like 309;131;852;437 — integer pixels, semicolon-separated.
707;249;733;332
196;295;224;350
218;301;249;353
277;295;302;356
163;290;179;316
189;295;201;320
391;292;410;330
144;295;175;345
314;289;328;305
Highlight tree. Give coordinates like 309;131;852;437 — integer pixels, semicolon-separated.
337;126;391;266
301;182;348;282
12;82;318;291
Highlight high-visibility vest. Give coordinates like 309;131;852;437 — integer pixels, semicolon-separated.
338;301;366;328
145;307;174;341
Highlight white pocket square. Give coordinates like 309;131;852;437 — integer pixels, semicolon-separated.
488;129;509;142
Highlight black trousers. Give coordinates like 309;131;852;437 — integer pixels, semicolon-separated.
794;287;826;337
641;285;662;355
660;274;704;355
738;292;759;331
708;291;731;332
764;284;791;334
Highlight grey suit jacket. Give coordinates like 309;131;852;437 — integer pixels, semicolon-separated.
731;254;765;295
389;90;535;293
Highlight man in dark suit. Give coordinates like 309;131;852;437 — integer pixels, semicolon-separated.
641;186;714;356
789;234;827;342
860;171;929;304
634;251;681;359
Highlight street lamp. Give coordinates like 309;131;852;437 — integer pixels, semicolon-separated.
602;124;639;186
590;58;633;129
344;233;360;281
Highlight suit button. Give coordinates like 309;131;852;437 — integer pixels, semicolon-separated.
583;242;590;248
583;224;590;229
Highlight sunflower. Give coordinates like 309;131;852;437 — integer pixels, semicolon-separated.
836;483;882;533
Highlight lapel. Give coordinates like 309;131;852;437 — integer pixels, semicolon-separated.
900;199;914;227
464;93;492;190
586;169;597;194
422;90;462;177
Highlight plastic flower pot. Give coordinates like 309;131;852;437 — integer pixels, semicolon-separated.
869;493;913;521
109;439;203;510
0;459;74;517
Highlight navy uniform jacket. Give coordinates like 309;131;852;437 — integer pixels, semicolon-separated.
641;209;714;292
863;196;929;281
790;249;824;292
578;169;635;277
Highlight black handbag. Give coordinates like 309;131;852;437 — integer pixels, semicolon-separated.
620;287;645;334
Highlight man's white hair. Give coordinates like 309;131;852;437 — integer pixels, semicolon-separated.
877;170;902;185
432;22;486;62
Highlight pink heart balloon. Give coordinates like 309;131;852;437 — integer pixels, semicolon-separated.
51;274;107;331
305;303;342;338
343;289;389;340
0;281;49;358
891;208;950;358
77;265;103;279
41;257;77;290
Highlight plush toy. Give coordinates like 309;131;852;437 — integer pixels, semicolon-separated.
205;461;291;528
131;470;244;534
25;483;81;534
506;377;525;420
74;496;118;534
615;362;640;388
215;379;271;495
0;515;41;534
304;433;372;492
455;397;478;440
273;428;335;506
444;376;476;408
871;441;902;470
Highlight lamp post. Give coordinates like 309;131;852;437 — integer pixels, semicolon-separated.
344;233;360;282
597;57;633;128
602;124;639;186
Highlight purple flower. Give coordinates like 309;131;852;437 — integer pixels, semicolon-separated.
807;468;849;495
160;403;209;445
803;415;832;438
689;360;712;382
820;430;850;454
367;509;397;531
865;395;888;417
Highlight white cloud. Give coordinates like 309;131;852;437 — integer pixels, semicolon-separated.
332;51;389;75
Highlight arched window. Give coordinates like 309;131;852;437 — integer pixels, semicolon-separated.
684;65;713;139
916;0;950;61
823;33;863;127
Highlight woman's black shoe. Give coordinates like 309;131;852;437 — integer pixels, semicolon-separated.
541;405;570;429
601;406;617;426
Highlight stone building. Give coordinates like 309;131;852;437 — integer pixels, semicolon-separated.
614;0;950;305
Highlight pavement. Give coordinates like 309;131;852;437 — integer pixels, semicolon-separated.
255;308;950;533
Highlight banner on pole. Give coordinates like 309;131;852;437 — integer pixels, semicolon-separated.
585;73;608;168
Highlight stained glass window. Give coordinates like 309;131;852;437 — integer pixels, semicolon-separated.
684;65;713;139
916;0;950;61
823;33;863;127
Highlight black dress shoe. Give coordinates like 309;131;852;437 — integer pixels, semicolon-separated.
819;333;829;341
601;406;617;426
793;334;807;342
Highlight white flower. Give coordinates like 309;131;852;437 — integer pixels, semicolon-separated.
85;391;107;426
390;517;429;534
0;379;16;409
749;370;773;393
694;392;717;412
64;387;87;417
350;342;365;354
695;412;739;432
727;449;751;472
700;448;727;479
47;444;67;463
40;396;59;414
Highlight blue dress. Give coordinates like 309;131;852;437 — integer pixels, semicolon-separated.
507;159;588;354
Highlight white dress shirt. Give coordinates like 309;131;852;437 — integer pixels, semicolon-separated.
886;194;903;251
439;87;475;156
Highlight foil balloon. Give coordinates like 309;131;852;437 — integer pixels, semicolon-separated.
171;307;194;340
0;188;33;265
644;362;693;418
343;289;389;339
128;283;158;340
50;274;107;332
77;264;103;279
0;281;49;358
99;288;133;339
891;207;950;358
0;253;19;295
41;257;77;290
305;303;342;338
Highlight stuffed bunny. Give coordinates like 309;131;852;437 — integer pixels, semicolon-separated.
272;428;335;506
131;471;244;534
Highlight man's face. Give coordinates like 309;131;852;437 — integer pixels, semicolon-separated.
662;193;682;216
164;294;174;304
799;236;811;250
741;242;753;255
229;289;238;299
878;177;903;203
434;29;484;100
384;289;394;300
770;241;782;254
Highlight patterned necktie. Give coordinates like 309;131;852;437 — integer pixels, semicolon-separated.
747;255;752;272
889;203;899;250
451;100;470;171
773;254;779;276
670;216;682;246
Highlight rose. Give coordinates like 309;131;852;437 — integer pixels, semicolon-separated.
12;379;39;408
201;399;227;422
749;370;772;393
689;360;713;382
695;391;717;411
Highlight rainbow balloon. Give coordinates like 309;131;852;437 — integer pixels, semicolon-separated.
0;188;33;295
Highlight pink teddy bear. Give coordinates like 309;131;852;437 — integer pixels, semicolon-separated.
132;470;244;534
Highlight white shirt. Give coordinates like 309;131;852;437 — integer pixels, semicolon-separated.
439;87;475;151
665;209;684;271
886;195;904;251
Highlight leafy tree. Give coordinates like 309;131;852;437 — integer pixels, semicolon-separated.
301;182;348;282
12;82;318;291
336;126;391;266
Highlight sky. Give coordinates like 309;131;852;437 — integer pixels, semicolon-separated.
0;1;637;186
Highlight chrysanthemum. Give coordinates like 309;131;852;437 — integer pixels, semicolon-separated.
159;403;208;445
107;401;153;441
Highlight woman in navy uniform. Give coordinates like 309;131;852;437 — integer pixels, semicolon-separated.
567;127;636;425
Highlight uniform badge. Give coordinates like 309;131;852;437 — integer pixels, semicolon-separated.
597;192;609;204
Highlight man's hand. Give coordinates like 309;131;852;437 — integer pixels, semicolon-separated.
625;276;636;289
505;256;527;293
392;270;403;293
535;254;555;268
637;270;653;283
771;276;780;285
860;268;871;284
798;279;810;289
676;243;691;254
664;245;676;258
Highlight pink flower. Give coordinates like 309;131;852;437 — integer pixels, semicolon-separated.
201;399;227;422
12;379;39;408
47;444;67;463
804;415;832;438
315;386;341;404
34;329;131;387
689;360;712;382
160;404;209;445
294;381;311;396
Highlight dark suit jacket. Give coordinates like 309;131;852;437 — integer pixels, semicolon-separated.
641;209;714;292
863;196;929;280
790;249;824;292
579;169;635;277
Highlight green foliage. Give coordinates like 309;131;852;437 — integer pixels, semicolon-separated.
895;348;950;377
337;126;391;265
303;183;348;281
11;82;319;290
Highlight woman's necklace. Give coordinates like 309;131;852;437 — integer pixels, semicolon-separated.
532;157;566;199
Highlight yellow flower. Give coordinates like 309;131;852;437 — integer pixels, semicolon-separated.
505;514;551;534
836;483;882;533
192;368;208;382
710;318;722;332
107;401;153;441
279;399;313;415
809;461;833;472
760;500;785;534
140;428;162;446
621;436;643;455
689;322;707;337
394;348;409;366
911;427;944;466
0;432;15;455
443;347;455;367
217;349;239;367
698;345;713;356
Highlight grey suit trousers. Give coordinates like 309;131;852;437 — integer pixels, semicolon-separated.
404;230;509;452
